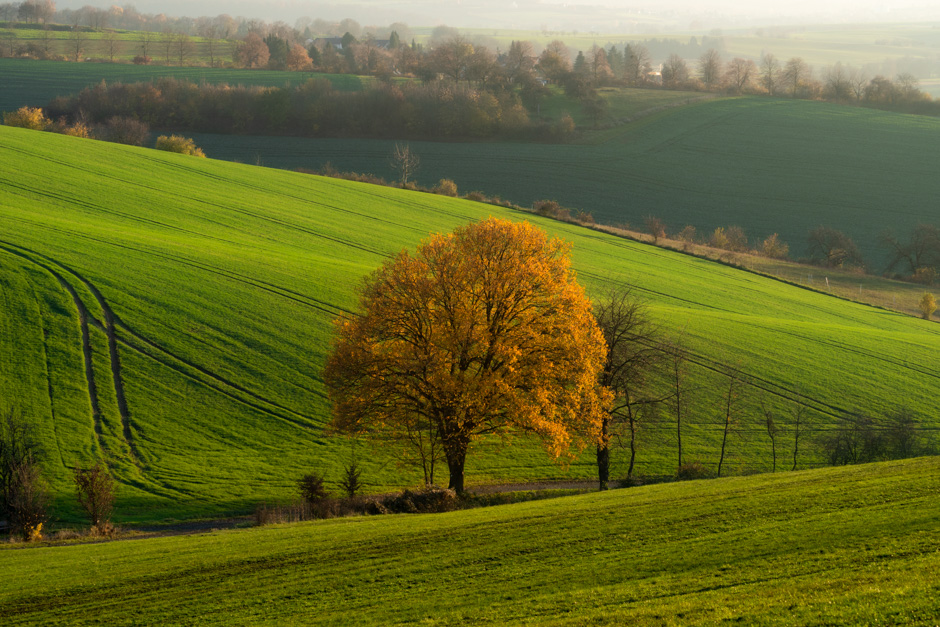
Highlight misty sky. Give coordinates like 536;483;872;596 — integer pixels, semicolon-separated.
52;0;940;31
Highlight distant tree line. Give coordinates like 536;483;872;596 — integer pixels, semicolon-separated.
44;77;575;141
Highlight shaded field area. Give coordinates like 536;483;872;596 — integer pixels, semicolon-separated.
188;97;940;268
1;125;938;522
0;458;937;624
0;58;366;113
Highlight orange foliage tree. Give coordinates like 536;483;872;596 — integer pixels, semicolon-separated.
324;218;611;492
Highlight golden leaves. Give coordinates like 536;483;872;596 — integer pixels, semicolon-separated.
323;217;610;468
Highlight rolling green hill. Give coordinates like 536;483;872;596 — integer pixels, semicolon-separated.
1;458;937;624
0;125;938;522
189;97;940;268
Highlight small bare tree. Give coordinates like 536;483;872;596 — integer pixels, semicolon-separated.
0;409;49;540
716;367;745;478
759;398;779;471
791;402;810;471
390;143;420;186
101;30;122;63
594;286;665;487
73;461;116;531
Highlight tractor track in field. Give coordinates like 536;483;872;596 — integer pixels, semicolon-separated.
0;240;321;428
3;215;355;317
0;242;133;462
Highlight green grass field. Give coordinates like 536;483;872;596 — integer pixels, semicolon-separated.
187;96;940;268
0;57;367;113
0;458;937;624
1;125;938;522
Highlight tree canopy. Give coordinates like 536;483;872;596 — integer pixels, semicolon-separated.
324;218;611;492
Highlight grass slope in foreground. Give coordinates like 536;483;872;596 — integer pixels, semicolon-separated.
193;96;940;268
1;458;938;625
0;125;939;521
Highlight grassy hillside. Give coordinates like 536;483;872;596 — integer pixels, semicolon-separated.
1;458;937;624
0;58;367;113
0;125;938;522
191;97;940;268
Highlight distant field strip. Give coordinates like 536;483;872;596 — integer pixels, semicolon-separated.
0;125;938;520
190;97;940;268
0;57;366;113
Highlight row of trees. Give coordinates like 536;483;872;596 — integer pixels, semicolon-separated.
45;77;562;140
324;218;936;494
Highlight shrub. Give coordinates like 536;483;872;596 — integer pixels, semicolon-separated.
725;226;750;252
132;55;152;65
913;267;937;285
676;462;713;481
676;225;698;244
709;226;730;250
465;191;487;202
434;178;458;197
381;486;458;514
1;409;50;541
555;113;576;137
155;135;206;157
645;216;667;243
3;106;48;131
575;210;595;224
62;121;91;138
761;233;790;259
297;472;329;505
101;116;149;146
73;461;116;531
533;199;562;217
919;292;937;320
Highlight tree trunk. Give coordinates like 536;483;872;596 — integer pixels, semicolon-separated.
445;445;467;494
596;444;609;490
596;417;610;490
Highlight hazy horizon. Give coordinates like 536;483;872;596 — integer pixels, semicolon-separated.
48;0;940;32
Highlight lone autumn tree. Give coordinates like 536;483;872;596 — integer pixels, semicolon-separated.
324;218;611;493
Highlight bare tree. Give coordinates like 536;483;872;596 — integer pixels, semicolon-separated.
724;57;756;93
824;62;852;101
760;53;781;95
73;461;116;531
623;43;651;85
160;29;174;65
759;398;779;471
0;409;49;540
807;226;863;268
174;32;193;66
390;143;419;185
791;402;809;471
67;29;86;62
666;337;690;469
504;40;535;84
594;286;665;487
716;367;745;477
101;30;121;62
880;224;940;275
431;34;473;84
698;49;723;91
138;29;154;58
661;53;690;88
848;66;869;102
783;57;812;98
